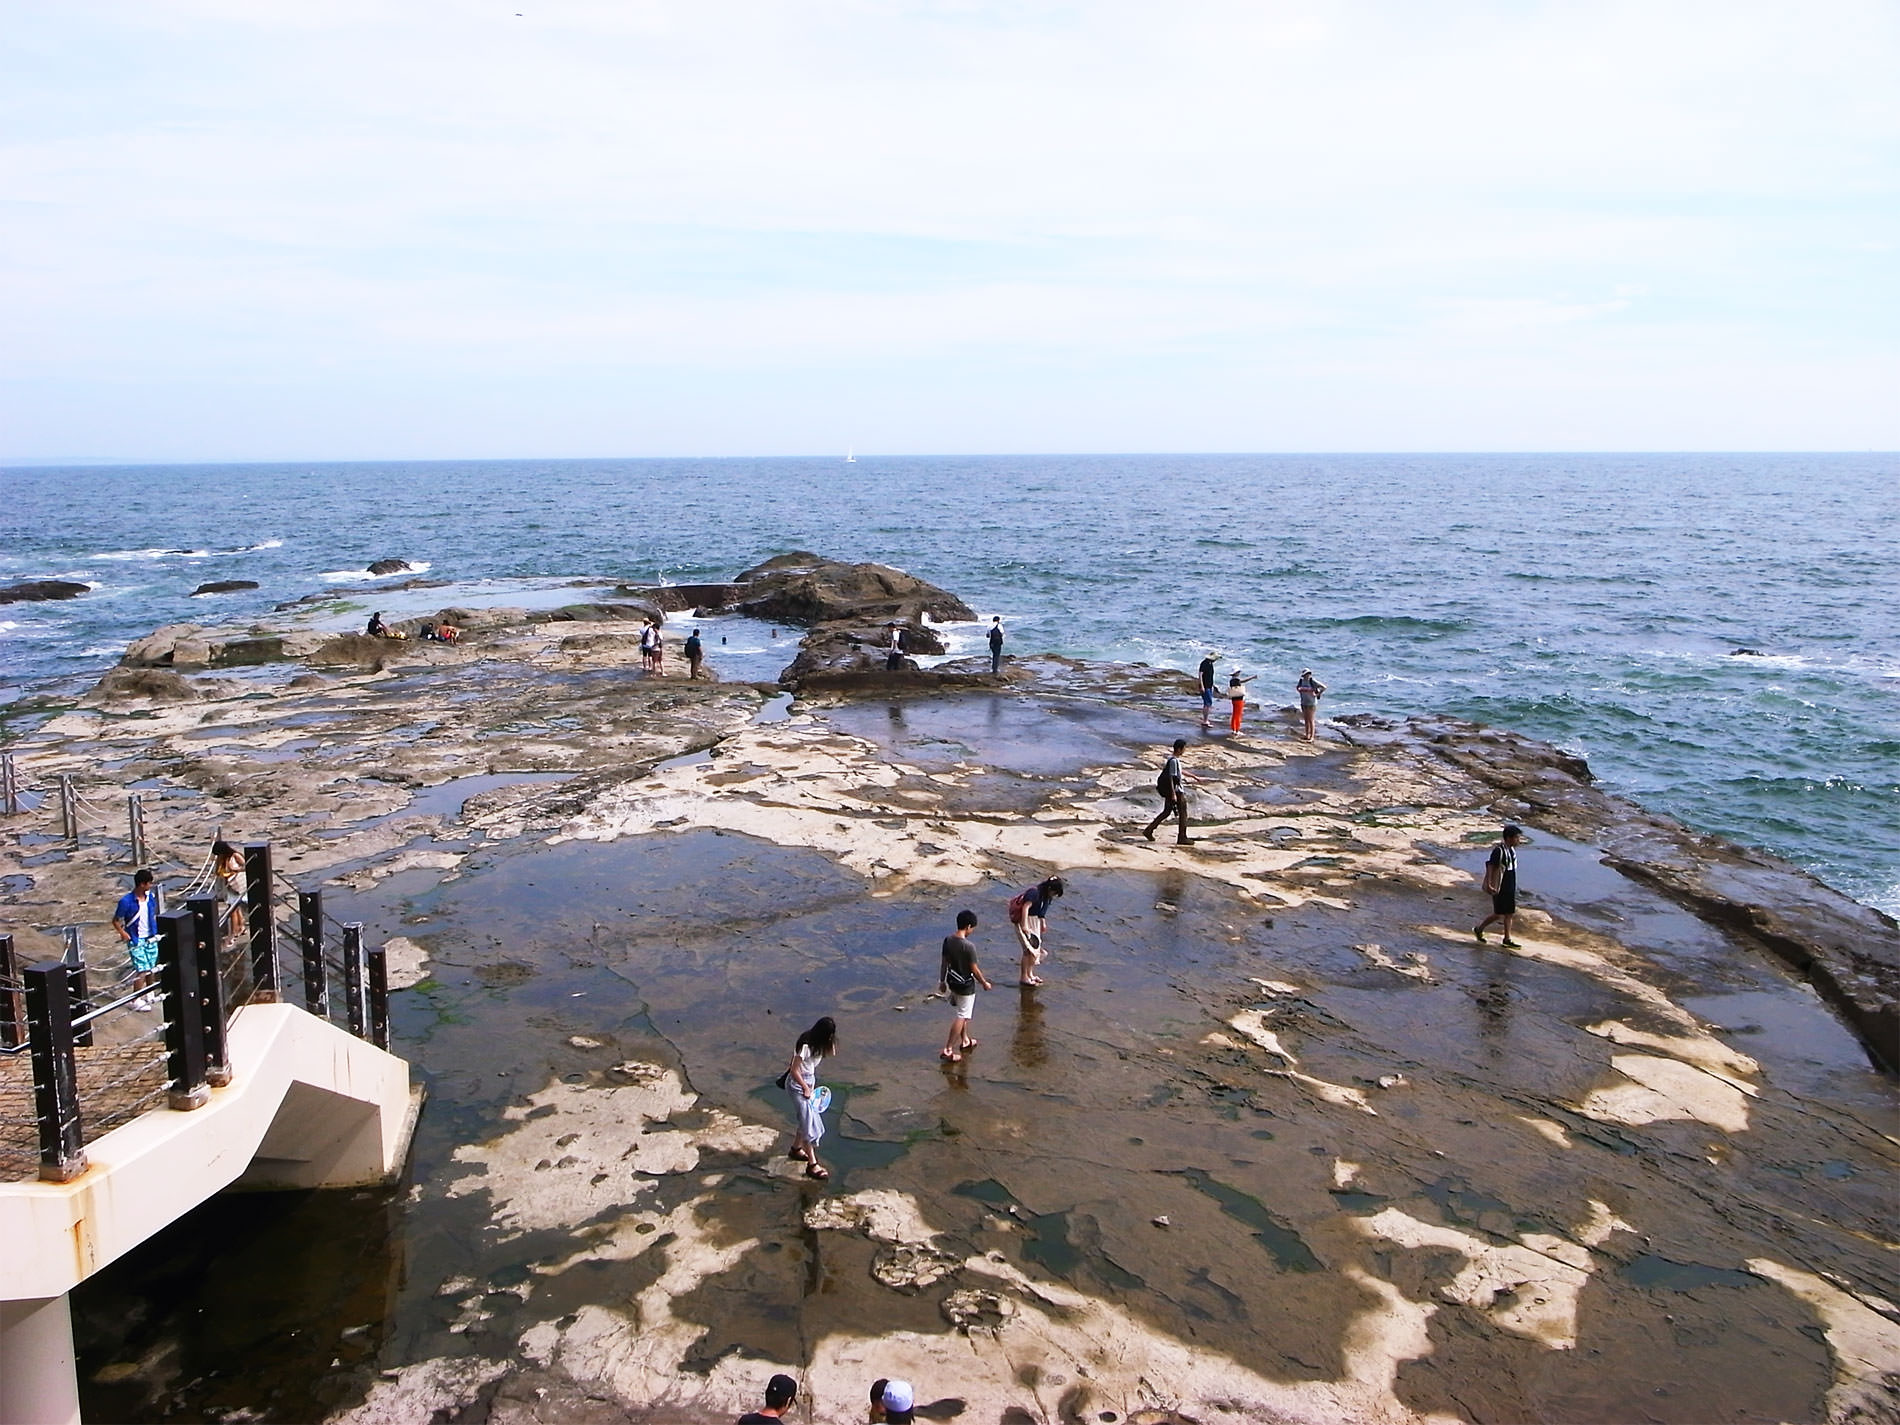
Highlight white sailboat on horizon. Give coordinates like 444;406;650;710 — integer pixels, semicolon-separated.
845;446;856;463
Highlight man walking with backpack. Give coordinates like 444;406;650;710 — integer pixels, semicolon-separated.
1143;738;1198;845
938;909;992;1061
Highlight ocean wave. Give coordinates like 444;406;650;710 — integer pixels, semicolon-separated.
1316;614;1468;635
87;539;283;562
319;560;433;583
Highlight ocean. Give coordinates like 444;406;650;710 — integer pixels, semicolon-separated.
2;453;1895;914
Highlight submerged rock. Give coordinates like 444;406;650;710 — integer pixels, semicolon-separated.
190;579;260;596
366;559;412;575
0;579;89;604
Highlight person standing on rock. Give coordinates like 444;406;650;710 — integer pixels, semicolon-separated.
639;619;658;672
885;621;904;671
684;628;705;679
784;1015;837;1180
1007;875;1065;987
1296;668;1327;741
988;616;1005;674
1226;668;1257;733
1144;737;1200;844
939;909;993;1062
1198;652;1219;729
1474;825;1526;947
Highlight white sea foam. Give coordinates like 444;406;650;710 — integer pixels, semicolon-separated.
319;561;432;583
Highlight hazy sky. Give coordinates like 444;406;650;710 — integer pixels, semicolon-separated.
3;1;1895;460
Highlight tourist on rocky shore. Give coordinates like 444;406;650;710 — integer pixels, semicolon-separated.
684;628;705;679
1474;825;1526;947
939;909;993;1062
885;621;904;671
113;867;163;1009
1007;875;1065;986
988;616;1005;673
1198;651;1219;728
1296;667;1327;740
365;611;405;639
783;1015;837;1180
1226;667;1257;732
869;1379;915;1423
640;619;659;672
735;1373;798;1423
1144;737;1199;845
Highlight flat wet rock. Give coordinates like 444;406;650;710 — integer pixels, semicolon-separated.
6;582;1898;1424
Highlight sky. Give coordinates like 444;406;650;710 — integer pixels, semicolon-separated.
2;0;1896;460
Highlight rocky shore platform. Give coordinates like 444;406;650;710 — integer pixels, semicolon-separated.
3;556;1897;1425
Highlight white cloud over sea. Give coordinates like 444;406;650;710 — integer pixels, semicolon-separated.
1;0;1895;458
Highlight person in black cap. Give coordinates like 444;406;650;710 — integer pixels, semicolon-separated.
1474;825;1526;947
737;1372;798;1422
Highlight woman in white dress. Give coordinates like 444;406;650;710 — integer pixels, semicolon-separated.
785;1015;838;1180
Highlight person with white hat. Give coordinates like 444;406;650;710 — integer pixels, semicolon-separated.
868;1378;915;1423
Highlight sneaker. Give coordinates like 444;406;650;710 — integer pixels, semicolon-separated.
1142;827;1156;842
1500;938;1521;948
1473;926;1486;944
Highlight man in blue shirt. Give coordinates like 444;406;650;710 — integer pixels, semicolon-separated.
114;867;163;1007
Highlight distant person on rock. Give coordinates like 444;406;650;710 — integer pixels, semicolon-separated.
886;621;904;671
365;611;404;639
1296;668;1327;740
1198;652;1219;728
1007;875;1065;987
684;628;705;679
640;619;659;672
784;1015;837;1180
1144;737;1199;844
938;909;992;1062
736;1373;799;1423
1474;825;1526;947
988;616;1005;674
113;867;163;1009
1226;668;1256;732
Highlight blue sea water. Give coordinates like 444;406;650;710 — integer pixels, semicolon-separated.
3;454;1896;913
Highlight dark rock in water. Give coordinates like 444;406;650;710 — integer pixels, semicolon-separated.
633;583;741;614
87;668;202;702
730;555;976;626
0;579;89;604
191;580;260;596
1732;648;1764;657
367;559;412;576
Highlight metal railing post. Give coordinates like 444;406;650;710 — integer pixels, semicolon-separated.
58;774;77;842
187;896;231;1089
366;943;390;1051
128;794;146;866
1;751;17;815
342;923;367;1040
61;927;93;1050
299;890;326;1018
24;961;86;1182
0;933;23;1050
158;908;208;1111
243;842;278;1003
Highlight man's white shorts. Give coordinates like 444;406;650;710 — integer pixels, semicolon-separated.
952;993;976;1019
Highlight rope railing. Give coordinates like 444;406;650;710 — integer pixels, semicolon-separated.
0;840;395;1183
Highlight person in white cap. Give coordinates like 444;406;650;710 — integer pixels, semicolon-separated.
868;1377;915;1423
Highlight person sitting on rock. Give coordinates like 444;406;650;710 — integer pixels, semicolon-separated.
365;611;406;640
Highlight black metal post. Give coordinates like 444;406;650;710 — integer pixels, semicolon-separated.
24;961;86;1182
243;842;278;1002
62;928;93;1050
188;896;231;1089
366;943;390;1051
158;908;208;1111
0;933;23;1050
342;923;367;1039
128;794;146;866
299;890;326;1018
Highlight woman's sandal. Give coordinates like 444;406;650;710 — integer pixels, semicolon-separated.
940;1050;961;1062
805;1163;830;1180
788;1147;812;1162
